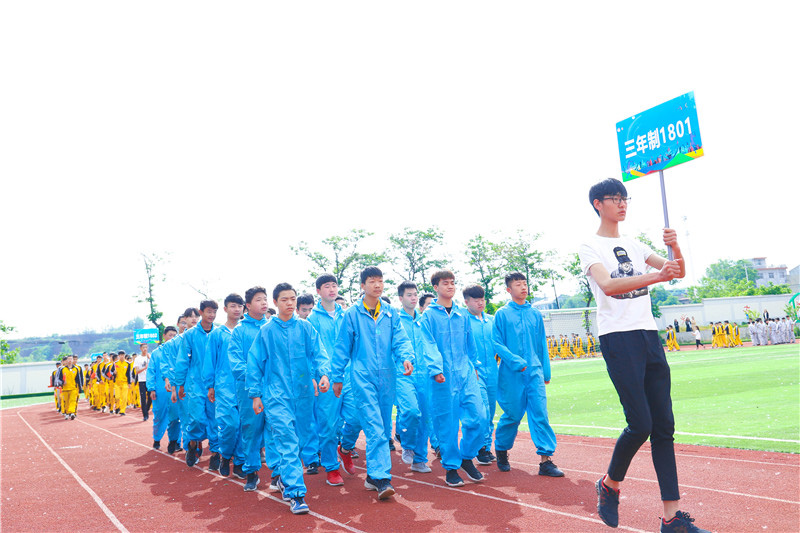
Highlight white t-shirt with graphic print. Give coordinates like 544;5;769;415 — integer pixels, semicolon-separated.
579;234;657;336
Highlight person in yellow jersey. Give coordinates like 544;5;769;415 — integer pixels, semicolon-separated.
733;322;743;346
89;355;102;411
586;333;597;356
665;326;680;352
113;352;133;416
573;334;585;357
127;354;140;409
55;355;84;420
710;323;719;348
100;352;115;412
50;361;62;411
83;364;92;404
723;321;734;348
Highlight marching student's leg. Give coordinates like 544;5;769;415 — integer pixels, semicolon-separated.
458;376;486;461
314;389;342;474
430;378;460;472
394;374;421;459
411;378;431;466
357;382;392;481
270;404;306;499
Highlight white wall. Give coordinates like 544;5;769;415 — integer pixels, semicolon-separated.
1;358;90;396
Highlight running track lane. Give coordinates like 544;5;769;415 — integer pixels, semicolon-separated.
2;403;799;532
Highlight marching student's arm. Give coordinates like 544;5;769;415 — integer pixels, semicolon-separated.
246;328;268;414
227;328;247;384
419;313;445;383
173;334;192;398
390;315;414;376
465;322;481;377
308;324;331;393
492;311;528;372
535;311;551;383
54;367;64;388
331;313;355;397
203;331;218;402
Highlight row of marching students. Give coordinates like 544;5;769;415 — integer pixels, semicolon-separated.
546;333;598;359
147;267;564;515
50;351;141;420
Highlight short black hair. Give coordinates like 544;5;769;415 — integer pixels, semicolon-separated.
245;286;267;304
360;266;383;284
462;284;485;300
267;308;277;315
163;326;177;336
431;269;455;287
61;356;69;362
335;295;347;302
273;282;296;301
588;178;628;216
200;300;218;311
297;293;315;307
504;271;527;286
224;293;245;307
381;296;392;304
183;307;200;318
118;350;126;355
95;355;103;361
398;280;418;297
419;293;434;307
315;273;338;290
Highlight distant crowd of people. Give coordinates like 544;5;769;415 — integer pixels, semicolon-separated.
748;317;796;346
663;315;796;352
547;333;598;358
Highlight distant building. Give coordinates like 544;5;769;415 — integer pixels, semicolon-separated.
748;257;788;288
789;265;800;293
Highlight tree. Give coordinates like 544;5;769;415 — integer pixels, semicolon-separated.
501;231;551;298
564;253;594;308
388;227;447;294
0;321;20;365
138;253;166;339
704;259;758;284
465;234;505;302
291;229;387;300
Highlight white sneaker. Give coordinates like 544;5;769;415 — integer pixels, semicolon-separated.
401;449;414;465
411;462;431;473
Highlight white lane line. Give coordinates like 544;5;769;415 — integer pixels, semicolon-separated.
353;466;649;533
550;424;800;444
508;460;800;505
74;418;366;533
17;411;129;533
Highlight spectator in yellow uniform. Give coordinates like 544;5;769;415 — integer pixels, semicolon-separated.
572;334;585;357
89;355;102;411
733;322;743;346
126;354;140;408
113;352;133;416
55;355;84;420
50;361;62;411
665;326;680;352
723;321;734;348
586;333;597;356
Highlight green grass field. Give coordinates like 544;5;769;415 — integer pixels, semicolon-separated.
539;343;799;453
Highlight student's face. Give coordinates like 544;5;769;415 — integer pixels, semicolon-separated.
201;307;217;325
225;302;244;322
398;288;418;310
317;281;339;303
361;277;384;300
297;304;313;319
419;297;432;312
140;344;148;356
177;318;188;332
464;296;485;315
247;293;269;317
274;291;297;317
336;299;348;310
506;279;529;301
434;278;456;300
163;330;177;342
594;195;627;221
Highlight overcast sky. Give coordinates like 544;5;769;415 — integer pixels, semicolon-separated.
2;1;798;339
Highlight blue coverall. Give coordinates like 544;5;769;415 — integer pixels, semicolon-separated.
332;299;414;481
396;307;432;464
247;315;331;498
492;300;557;457
204;324;245;465
174;323;217;451
147;345;181;444
419;300;486;472
158;333;185;446
467;311;499;451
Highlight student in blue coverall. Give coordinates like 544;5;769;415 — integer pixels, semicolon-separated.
394;280;433;473
307;273;347;487
148;326;181;450
492;272;563;477
419;269;487;488
463;284;498;466
332;266;415;500
203;293;245;477
227;286;276;491
174;300;218;469
165;310;199;454
247;283;331;515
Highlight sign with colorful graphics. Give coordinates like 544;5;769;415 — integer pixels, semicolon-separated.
133;328;159;344
616;92;703;182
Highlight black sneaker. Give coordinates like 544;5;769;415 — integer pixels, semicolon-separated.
388;439;396;452
119;412;126;416
460;459;484;482
596;477;619;528
208;452;221;472
219;457;231;477
243;472;259;492
445;469;465;487
186;440;199;467
364;476;395;500
167;440;178;454
538;459;564;477
660;511;711;533
232;464;246;480
305;461;319;475
152;440;161;450
476;447;495;465
496;450;511;472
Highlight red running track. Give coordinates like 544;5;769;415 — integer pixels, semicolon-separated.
2;402;798;532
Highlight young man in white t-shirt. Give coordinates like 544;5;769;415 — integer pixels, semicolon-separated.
579;178;709;533
134;343;151;421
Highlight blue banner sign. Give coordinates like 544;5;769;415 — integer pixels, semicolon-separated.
616;91;704;181
133;328;160;344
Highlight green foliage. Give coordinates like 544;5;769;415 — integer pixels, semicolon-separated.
649;285;679;318
784;302;798;322
564;252;594;308
465;234;505;302
704;259;758;283
485;301;505;315
743;305;761;321
388;227;447;294
138;253;166;340
501;231;551;299
0;321;20;365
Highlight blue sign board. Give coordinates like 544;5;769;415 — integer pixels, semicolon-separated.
616;91;704;181
134;328;160;344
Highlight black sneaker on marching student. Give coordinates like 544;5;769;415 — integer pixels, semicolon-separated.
496;450;511;472
388;438;396;452
219;458;231;477
305;462;319;475
445;469;465;487
660;511;711;533
232;464;246;480
119;412;126;416
364;476;395;500
243;472;259;492
152;440;161;450
596;477;619;528
538;459;564;477
460;459;484;482
167;440;178;454
185;440;199;467
476;447;495;465
208;452;221;472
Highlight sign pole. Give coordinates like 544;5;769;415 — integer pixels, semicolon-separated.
658;170;674;260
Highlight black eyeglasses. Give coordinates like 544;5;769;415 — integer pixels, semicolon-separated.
602;195;631;205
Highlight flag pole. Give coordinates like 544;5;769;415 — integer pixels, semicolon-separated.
658;170;674;260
